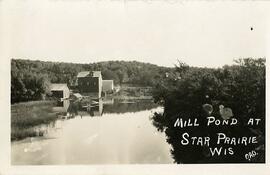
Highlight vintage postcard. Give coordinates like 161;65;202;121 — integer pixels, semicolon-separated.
0;0;270;175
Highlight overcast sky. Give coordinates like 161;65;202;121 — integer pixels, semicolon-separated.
1;0;269;67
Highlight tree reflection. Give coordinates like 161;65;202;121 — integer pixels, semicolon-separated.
66;98;159;117
103;100;158;114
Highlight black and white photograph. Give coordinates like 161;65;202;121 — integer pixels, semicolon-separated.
0;0;270;174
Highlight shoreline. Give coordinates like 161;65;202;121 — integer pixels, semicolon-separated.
11;96;155;141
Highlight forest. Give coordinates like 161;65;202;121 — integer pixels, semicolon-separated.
11;59;172;103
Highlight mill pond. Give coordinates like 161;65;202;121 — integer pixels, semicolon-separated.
11;98;174;165
11;58;266;164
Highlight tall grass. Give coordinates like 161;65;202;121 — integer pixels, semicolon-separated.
11;100;57;141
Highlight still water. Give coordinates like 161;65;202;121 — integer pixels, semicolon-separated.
11;99;173;165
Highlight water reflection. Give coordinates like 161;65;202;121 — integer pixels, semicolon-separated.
52;97;158;117
11;98;172;164
103;100;159;114
52;99;70;113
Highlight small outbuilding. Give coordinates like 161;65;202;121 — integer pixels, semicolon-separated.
102;80;114;93
50;83;70;112
50;83;70;100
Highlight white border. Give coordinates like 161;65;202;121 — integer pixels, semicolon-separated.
1;0;270;175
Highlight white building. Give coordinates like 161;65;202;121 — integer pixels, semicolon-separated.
102;80;114;93
50;83;70;100
50;83;70;112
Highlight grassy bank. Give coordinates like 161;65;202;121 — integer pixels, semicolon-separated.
11;100;57;141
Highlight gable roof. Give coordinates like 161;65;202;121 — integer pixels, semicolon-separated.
102;80;113;83
77;71;102;78
77;71;90;78
92;71;102;77
50;84;68;91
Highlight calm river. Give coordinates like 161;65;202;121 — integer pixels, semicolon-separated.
11;99;173;165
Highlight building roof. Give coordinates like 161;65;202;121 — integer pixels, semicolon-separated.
77;71;90;78
50;84;69;91
77;71;102;78
102;80;113;83
92;71;102;77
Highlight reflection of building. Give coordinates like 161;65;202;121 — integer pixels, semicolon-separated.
77;71;103;98
70;93;83;101
78;99;103;117
102;97;114;105
102;80;114;93
50;84;70;110
91;99;103;116
52;99;70;113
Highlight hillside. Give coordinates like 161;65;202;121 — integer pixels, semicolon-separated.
11;59;173;103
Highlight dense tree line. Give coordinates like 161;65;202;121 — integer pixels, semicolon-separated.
151;58;265;163
11;59;172;103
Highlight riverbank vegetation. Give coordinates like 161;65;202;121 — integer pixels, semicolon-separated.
11;101;57;141
151;58;265;163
